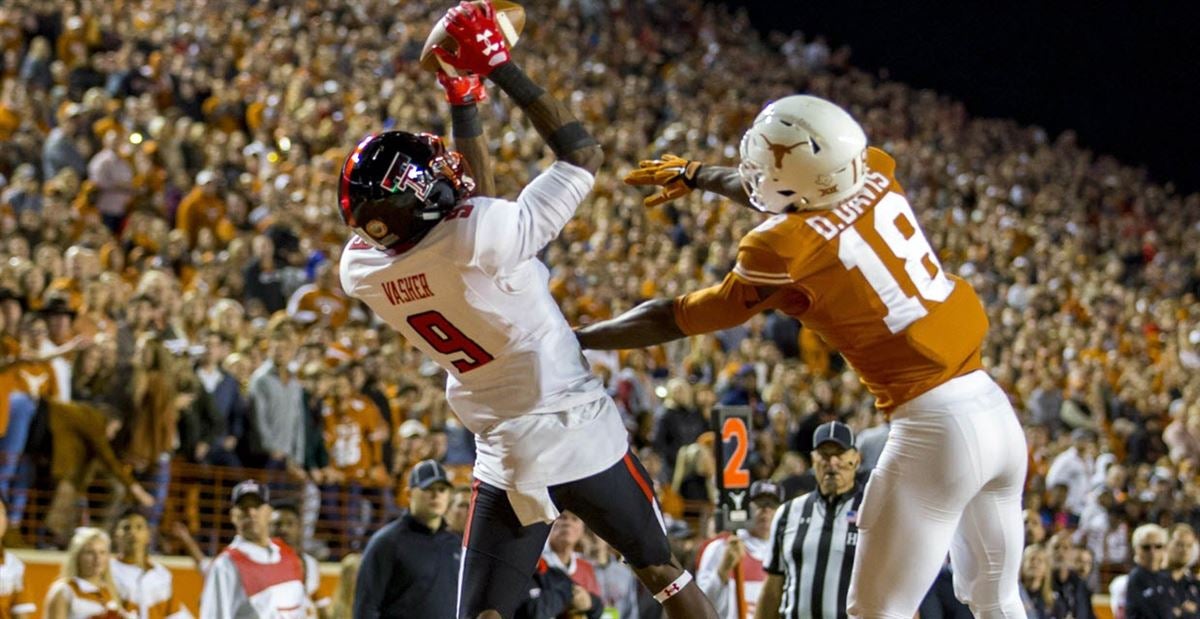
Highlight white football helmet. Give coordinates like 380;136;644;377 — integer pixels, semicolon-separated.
738;95;868;213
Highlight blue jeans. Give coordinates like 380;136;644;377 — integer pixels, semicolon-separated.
132;454;171;536
0;394;37;526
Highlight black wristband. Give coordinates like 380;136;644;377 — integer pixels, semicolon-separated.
450;104;482;139
546;121;598;159
488;62;544;108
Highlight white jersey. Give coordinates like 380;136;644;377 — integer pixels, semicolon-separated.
110;558;193;619
341;162;625;494
696;530;771;619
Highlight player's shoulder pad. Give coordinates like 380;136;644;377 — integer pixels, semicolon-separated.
739;213;814;260
460;195;523;268
417;196;493;266
338;237;366;295
866;146;896;177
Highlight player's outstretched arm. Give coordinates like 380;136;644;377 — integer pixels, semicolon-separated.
575;298;684;350
488;61;602;173
432;1;602;174
578;275;778;350
694;164;754;208
625;155;752;208
439;71;497;197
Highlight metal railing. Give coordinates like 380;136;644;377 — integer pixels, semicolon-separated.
7;460;475;558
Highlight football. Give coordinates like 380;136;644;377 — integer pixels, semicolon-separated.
419;0;527;75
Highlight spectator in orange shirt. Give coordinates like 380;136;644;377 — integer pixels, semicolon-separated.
321;368;387;554
0;312;63;536
174;170;228;248
286;262;350;329
323;369;386;486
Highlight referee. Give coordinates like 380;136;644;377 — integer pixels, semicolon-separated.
757;422;865;619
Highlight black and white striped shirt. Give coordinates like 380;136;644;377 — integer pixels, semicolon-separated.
763;481;865;619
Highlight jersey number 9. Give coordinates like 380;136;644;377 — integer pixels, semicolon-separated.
407;310;496;373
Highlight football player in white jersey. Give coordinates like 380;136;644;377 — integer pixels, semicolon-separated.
337;3;717;619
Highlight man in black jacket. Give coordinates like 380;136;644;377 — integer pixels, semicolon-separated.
1124;523;1168;619
354;459;460;619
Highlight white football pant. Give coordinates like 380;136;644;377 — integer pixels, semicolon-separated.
847;370;1028;619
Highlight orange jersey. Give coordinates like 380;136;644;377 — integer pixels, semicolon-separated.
0;358;60;437
674;148;987;409
323;396;385;482
286;285;351;328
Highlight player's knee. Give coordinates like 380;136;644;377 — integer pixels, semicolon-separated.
846;601;912;619
847;595;911;619
966;599;1026;619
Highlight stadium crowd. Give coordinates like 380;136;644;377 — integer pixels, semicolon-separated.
1;0;1200;616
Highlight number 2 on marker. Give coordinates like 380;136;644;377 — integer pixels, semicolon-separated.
721;417;751;488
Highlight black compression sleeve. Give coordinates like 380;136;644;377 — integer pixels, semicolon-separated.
450;104;482;139
546;121;599;159
487;62;543;107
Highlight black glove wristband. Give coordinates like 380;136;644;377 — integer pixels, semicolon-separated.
488;62;544;107
546;122;598;160
450;104;483;139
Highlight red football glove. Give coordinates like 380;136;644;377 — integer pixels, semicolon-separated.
437;71;489;106
432;1;511;78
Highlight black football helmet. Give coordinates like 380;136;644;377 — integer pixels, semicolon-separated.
338;131;476;251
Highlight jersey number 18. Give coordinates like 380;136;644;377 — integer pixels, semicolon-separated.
836;193;955;334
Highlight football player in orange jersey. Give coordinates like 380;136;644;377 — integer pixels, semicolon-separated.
578;95;1027;619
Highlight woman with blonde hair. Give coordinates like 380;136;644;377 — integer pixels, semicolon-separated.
44;527;134;619
672;435;717;525
672;437;716;499
1017;544;1060;618
329;553;362;619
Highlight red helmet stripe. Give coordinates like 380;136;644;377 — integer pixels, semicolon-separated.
339;134;377;225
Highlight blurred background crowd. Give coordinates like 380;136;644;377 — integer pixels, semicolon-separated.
1;0;1199;615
